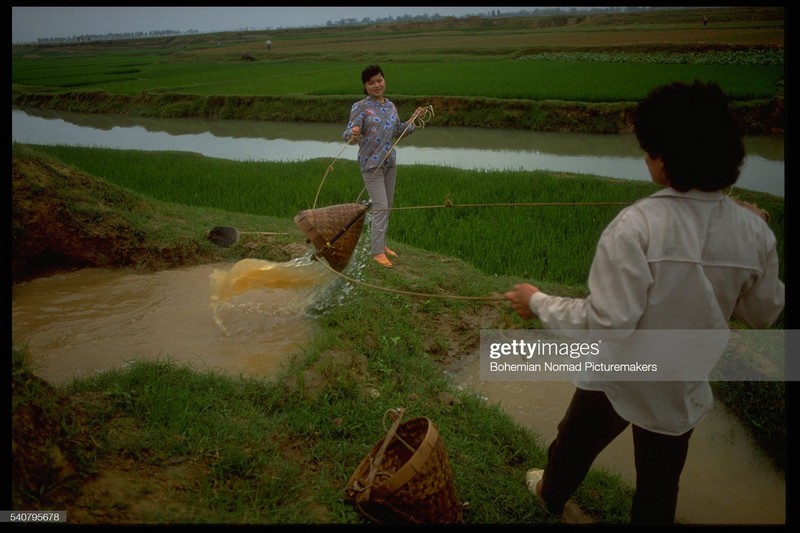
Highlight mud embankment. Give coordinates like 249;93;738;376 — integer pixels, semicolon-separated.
12;90;785;135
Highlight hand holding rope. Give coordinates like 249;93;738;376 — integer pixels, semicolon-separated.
412;105;434;128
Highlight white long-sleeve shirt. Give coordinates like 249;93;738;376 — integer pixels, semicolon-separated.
529;187;785;434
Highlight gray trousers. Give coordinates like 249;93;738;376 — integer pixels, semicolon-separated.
362;165;397;255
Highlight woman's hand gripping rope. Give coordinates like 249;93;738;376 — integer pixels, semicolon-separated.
412;105;434;128
348;126;360;144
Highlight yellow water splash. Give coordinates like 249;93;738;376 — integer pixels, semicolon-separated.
210;257;335;331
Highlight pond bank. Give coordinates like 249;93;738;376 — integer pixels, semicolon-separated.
11;90;785;135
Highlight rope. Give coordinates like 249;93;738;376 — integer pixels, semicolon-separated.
312;143;351;210
309;200;627;302
313;105;434;209
305;103;629;301
411;105;435;128
316;104;626;214
356;105;435;203
315;250;506;302
378;200;630;212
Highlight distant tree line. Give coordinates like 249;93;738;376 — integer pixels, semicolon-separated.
32;29;198;45
25;6;662;46
324;6;657;28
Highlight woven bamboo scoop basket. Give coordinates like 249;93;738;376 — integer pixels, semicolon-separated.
344;408;464;524
294;202;369;272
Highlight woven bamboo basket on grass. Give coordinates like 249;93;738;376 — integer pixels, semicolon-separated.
344;409;464;524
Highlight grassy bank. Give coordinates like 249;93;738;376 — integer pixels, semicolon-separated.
11;144;786;523
21;144;785;289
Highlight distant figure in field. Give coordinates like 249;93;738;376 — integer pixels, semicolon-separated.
266;40;272;51
241;51;255;61
703;15;708;26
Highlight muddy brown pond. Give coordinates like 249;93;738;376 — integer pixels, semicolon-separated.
11;259;785;525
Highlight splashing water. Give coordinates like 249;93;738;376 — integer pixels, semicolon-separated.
305;213;374;317
210;211;375;322
209;254;335;332
208;213;385;334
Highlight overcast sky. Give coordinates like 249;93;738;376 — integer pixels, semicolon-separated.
11;6;524;43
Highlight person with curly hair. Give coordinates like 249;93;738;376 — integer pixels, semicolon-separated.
505;81;784;525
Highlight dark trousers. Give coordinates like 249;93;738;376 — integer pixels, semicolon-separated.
540;387;694;525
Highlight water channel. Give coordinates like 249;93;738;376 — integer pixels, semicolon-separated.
11;108;786;524
12;108;784;197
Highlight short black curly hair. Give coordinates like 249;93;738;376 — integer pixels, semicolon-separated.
633;81;745;192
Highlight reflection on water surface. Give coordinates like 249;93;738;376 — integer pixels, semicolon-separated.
12;108;784;197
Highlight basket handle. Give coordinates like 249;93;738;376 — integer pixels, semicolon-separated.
362;408;405;502
377;420;437;495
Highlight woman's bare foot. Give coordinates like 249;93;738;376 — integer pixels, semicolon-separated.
373;253;393;268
